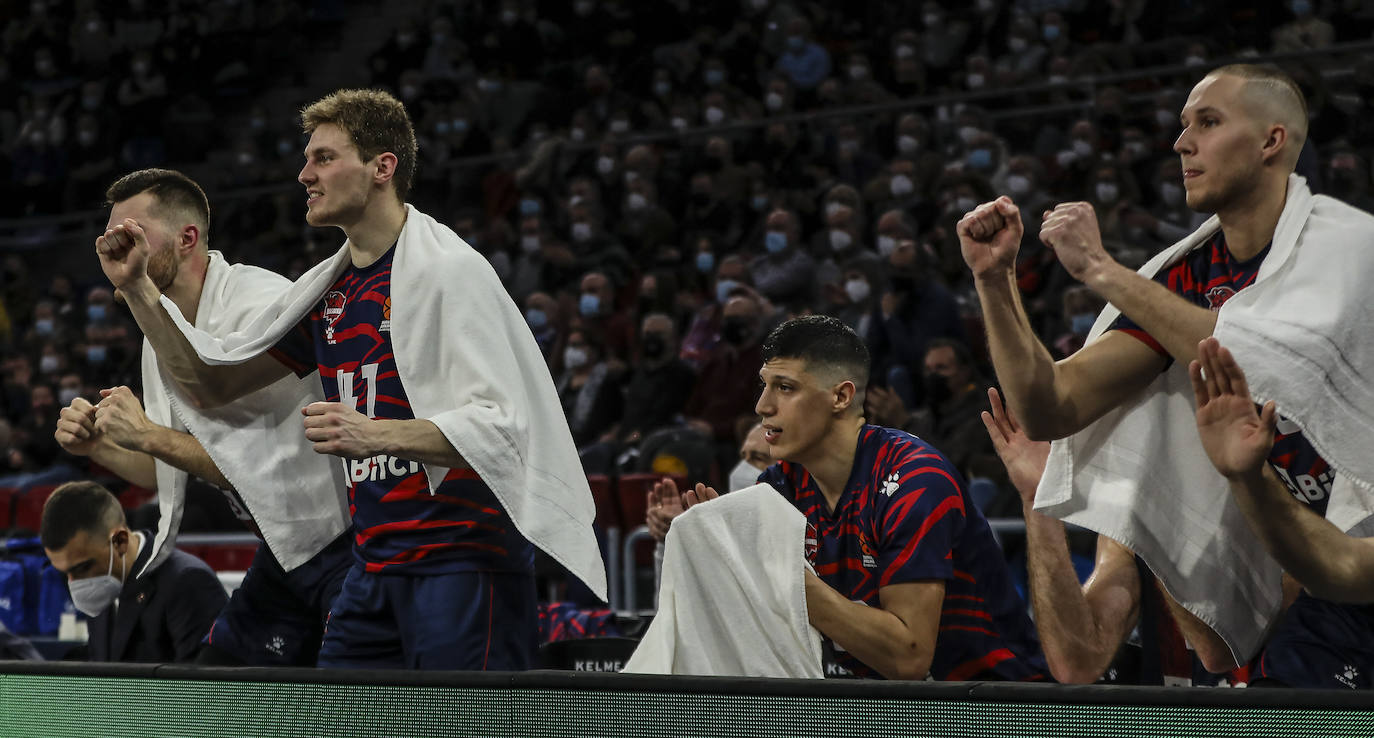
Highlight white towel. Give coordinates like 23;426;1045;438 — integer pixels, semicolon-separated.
1035;174;1374;663
139;252;350;576
151;206;607;601
623;484;823;678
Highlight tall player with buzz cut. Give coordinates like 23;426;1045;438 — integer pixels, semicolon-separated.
958;63;1374;688
92;89;605;670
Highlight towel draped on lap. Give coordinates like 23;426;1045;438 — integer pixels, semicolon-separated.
141;253;349;576
1035;174;1374;663
152;206;606;600
623;484;823;677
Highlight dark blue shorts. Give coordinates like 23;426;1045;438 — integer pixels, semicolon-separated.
204;532;352;666
316;564;536;671
1255;593;1374;689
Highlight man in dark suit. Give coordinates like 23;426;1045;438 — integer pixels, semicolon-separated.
40;481;225;663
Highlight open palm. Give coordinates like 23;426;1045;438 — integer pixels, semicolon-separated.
1190;338;1274;479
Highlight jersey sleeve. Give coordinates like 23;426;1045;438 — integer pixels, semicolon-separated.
873;449;967;588
757;463;791;497
267;316;317;378
1105;264;1177;358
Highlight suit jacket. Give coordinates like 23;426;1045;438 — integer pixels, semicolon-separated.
87;532;226;663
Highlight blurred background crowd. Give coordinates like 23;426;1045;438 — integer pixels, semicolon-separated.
1;0;1373;524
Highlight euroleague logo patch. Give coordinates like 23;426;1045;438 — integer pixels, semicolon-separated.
323;290;347;343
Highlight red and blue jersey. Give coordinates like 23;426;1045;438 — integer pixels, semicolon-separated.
1109;231;1333;515
270;244;533;576
759;425;1049;681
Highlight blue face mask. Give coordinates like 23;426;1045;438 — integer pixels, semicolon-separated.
579;293;601;317
695;252;715;274
1071;312;1096;336
86;345;108;364
526;308;548;331
519;198;542;216
967;148;993;171
1290;0;1311;15
34;318;54;336
86;304;107;323
1043;25;1060;42
704;69;724;86
764;231;788;254
716;279;739;304
787;35;804;51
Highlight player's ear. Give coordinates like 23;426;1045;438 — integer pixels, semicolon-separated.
832;380;856;414
374;152;398;185
1260;124;1288;164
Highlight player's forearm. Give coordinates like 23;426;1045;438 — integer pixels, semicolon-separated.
374;419;472;470
136;426;235;491
88;441;158;489
804;573;932;681
974;271;1065;440
1023;507;1116;683
1229;466;1374;603
120;277;237;407
1082;260;1218;366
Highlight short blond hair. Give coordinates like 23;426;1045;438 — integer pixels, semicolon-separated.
301;89;418;202
1208;64;1308;165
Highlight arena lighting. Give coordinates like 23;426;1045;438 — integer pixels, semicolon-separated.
2;662;1372;737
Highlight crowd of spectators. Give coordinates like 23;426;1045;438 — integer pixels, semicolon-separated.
3;0;1374;518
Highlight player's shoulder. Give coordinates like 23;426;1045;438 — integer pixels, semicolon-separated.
861;425;962;493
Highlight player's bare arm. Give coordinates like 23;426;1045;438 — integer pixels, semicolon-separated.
960;199;1166;440
1192;337;1374;603
1040;202;1219;370
302;402;472;469
1157;580;1240;672
55;395;157;488
983;387;1140;681
94;386;235;491
97;218;289;408
804;574;943;681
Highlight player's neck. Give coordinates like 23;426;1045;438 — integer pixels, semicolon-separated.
166;252;210;325
803;418;864;512
1216;175;1288;262
346;198;408;268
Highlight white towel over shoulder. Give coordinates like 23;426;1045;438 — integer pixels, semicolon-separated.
140;252;349;576
1035;175;1374;663
623;484;823;678
151;207;606;600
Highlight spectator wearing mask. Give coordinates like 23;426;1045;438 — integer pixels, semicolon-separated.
556;328;624;449
577;270;635;363
750;208;815;308
680;254;751;366
773;17;831;91
41;481;226;663
813;203;880;307
685;294;767;445
602;313;697;454
1052;285;1108;359
865;238;965;410
523;291;563;362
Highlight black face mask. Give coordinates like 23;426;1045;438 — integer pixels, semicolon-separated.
923;373;951;405
642;333;668;360
721;317;752;345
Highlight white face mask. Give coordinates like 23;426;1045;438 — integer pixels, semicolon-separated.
571;222;592;242
563;346;589;370
68;535;125;617
728;459;762;492
844;278;871;303
521;234;541;253
1006;174;1032;196
877;235;897;257
765;91;784;110
829;229;852;252
889;173;914;197
897;135;919;154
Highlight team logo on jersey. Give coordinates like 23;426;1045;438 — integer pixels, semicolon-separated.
322;291;347;343
858;532;877;569
804;522;818;564
1205;285;1236;310
266;635;286;657
881;472;901;497
381;296;391;332
1337;664;1359;688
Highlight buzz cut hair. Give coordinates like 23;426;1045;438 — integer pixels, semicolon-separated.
1208;63;1309;158
40;481;126;551
105;168;210;242
762;315;870;394
301;88;418;203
